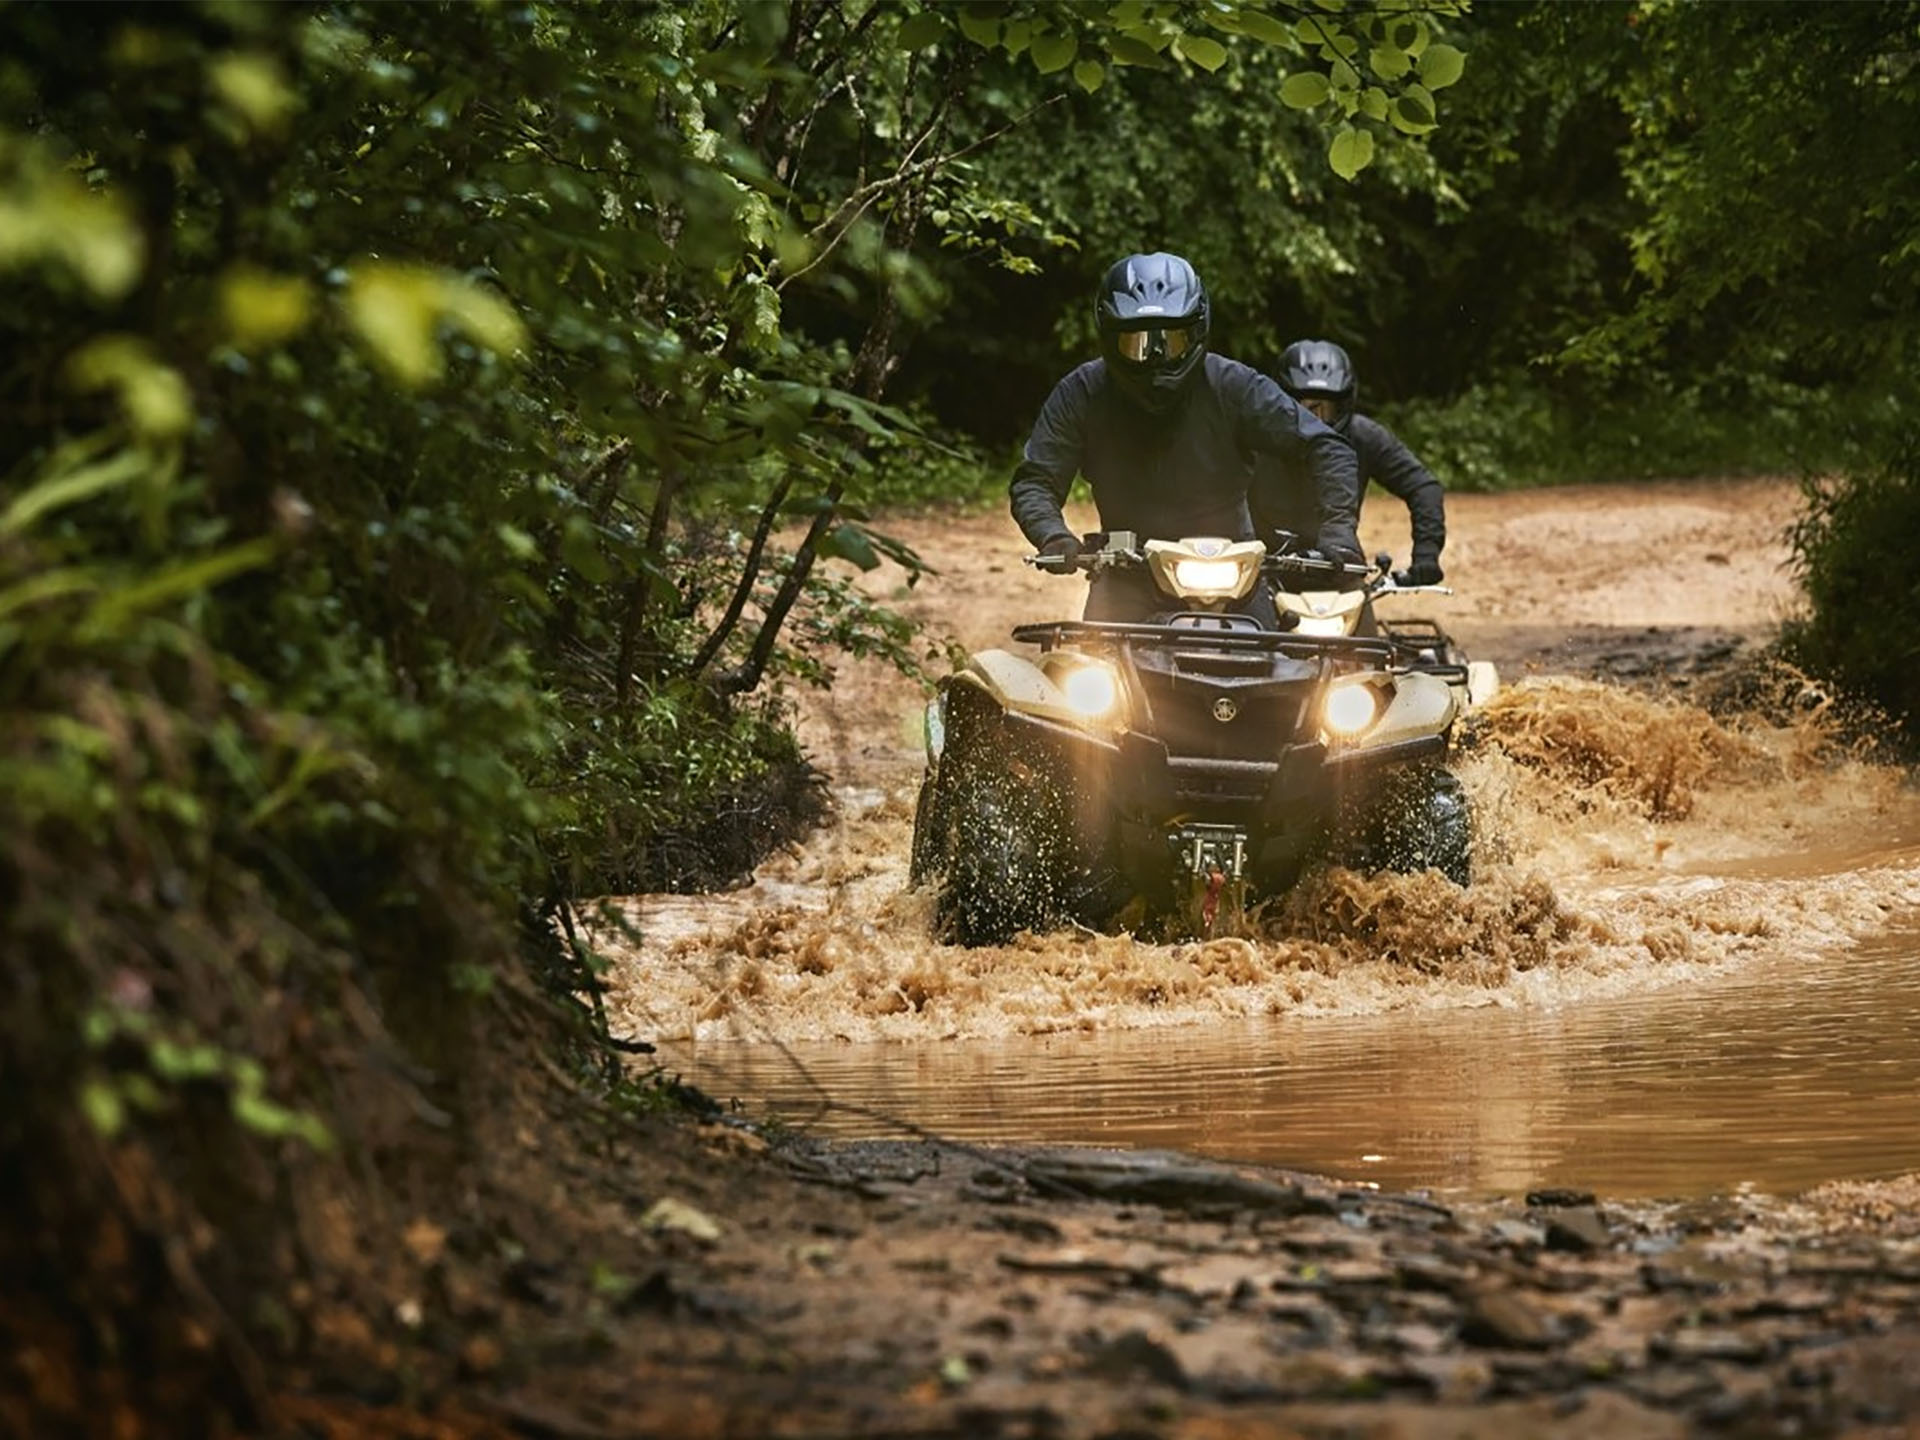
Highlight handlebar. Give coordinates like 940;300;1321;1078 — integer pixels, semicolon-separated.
1024;543;1371;581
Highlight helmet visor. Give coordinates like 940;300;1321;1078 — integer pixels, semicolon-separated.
1116;324;1199;365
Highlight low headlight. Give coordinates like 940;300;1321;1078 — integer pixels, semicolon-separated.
1323;681;1379;738
1061;661;1122;719
1293;614;1350;637
1171;557;1248;595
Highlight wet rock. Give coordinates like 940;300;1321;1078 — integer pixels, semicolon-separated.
1461;1289;1558;1350
1491;1219;1548;1249
977;1212;1063;1244
1021;1149;1318;1217
1394;1252;1473;1295
1401;1352;1496;1403
1526;1187;1597;1208
1624;1364;1722;1408
1158;1254;1279;1304
1651;1326;1772;1364
1545;1207;1613;1253
1083;1327;1187;1389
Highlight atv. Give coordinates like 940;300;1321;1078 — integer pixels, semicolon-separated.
909;531;1475;947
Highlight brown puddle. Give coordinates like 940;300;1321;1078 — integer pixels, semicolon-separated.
663;915;1920;1201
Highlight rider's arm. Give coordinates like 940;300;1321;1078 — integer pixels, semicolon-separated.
1008;366;1092;551
1222;361;1364;561
1350;415;1445;568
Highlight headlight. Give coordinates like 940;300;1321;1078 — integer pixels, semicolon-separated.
1322;681;1379;738
1293;614;1350;637
1171;558;1248;595
1061;661;1122;719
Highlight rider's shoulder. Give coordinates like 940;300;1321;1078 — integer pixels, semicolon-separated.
1346;412;1393;446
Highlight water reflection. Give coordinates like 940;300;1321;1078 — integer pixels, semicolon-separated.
667;922;1920;1199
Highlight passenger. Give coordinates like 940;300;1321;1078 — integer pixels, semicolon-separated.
1009;253;1364;625
1262;339;1446;588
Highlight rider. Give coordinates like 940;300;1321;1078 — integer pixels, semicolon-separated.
1009;253;1364;624
1262;339;1446;587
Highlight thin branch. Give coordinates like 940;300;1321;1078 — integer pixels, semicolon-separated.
688;474;793;681
715;479;841;696
776;94;1064;293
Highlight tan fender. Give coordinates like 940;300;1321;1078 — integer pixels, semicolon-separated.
950;649;1126;734
1465;660;1500;710
1275;588;1366;634
1337;669;1457;753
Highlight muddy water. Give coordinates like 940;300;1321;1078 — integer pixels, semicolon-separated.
664;914;1920;1201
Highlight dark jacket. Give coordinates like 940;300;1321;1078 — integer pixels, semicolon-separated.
1009;354;1363;560
1253;413;1445;568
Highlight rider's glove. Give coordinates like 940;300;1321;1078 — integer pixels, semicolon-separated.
1039;534;1082;562
1394;558;1445;586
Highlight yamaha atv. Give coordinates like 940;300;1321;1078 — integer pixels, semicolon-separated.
909;532;1475;947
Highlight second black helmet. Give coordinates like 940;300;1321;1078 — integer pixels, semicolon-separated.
1278;339;1357;432
1097;252;1210;414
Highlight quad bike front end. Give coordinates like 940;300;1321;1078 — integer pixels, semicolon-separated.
910;540;1472;945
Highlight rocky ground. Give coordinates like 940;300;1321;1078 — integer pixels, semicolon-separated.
278;1112;1920;1439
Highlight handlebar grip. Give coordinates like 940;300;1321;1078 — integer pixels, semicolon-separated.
1027;552;1076;574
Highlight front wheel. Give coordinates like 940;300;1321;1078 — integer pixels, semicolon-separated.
1342;763;1473;887
922;753;1074;947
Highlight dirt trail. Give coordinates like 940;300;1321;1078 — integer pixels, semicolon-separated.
601;477;1920;1049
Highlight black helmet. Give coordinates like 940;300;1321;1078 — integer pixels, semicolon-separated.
1096;252;1210;414
1278;339;1357;432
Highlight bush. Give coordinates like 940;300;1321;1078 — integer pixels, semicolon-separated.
1782;437;1920;742
1380;372;1837;491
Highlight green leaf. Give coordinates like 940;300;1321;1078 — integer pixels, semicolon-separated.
1236;11;1293;44
1030;30;1077;74
81;1078;124;1138
1391;84;1437;134
895;11;945;49
1390;18;1424;52
1419;42;1465;89
1368;44;1410;80
220;265;314;351
956;9;1000;48
343;262;526;387
1360;86;1389;122
822;524;880;571
65;337;193;441
1173;33;1228;72
0;445;147;539
561;516;612;582
1328;124;1375;181
1107;34;1169;68
1279;71;1331;109
1073;59;1106;93
208;51;297;137
84;537;279;634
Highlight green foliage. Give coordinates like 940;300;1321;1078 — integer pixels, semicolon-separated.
1783;438;1920;738
1381;374;1837;492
